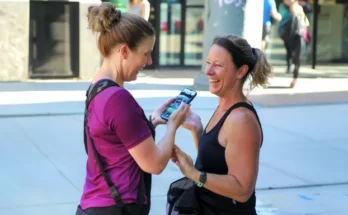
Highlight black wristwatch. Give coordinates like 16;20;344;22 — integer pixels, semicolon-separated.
197;171;207;187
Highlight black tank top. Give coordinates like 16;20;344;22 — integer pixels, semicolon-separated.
194;102;263;214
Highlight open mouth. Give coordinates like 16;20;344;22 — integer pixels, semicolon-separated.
209;79;220;83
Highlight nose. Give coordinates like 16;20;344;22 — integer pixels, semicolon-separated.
147;53;153;66
205;64;214;76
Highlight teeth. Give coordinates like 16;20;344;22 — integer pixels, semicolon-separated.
209;79;219;83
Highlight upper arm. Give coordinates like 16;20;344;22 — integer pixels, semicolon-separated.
105;90;152;150
269;0;281;21
140;3;146;18
104;90;161;173
140;2;150;20
222;110;262;195
269;0;276;11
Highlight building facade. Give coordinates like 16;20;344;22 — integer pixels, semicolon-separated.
272;0;348;67
0;0;347;81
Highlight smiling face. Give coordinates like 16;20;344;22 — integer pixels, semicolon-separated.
205;43;251;97
112;36;155;82
205;44;240;96
125;36;155;81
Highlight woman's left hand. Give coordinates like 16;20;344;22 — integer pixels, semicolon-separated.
151;98;175;127
173;145;196;178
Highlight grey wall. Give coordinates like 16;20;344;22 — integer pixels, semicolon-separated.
0;0;101;81
0;1;30;81
78;0;102;80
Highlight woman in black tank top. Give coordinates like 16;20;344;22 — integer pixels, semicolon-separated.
172;35;272;214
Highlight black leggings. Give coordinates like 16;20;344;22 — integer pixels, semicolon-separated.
283;35;302;79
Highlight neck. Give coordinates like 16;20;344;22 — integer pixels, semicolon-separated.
218;88;246;111
94;58;124;88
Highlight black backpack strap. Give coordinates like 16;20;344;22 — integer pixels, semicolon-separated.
85;125;125;206
83;79;147;208
84;79;119;154
84;79;125;206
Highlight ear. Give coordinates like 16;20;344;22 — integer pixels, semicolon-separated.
119;44;129;59
236;65;249;80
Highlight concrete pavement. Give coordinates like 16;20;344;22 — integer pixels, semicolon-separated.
1;78;348;215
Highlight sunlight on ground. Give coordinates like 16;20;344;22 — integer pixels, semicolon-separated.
0;90;215;105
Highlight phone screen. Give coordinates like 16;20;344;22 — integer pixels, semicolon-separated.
161;88;197;121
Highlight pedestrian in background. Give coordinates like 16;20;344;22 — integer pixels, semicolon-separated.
262;0;282;52
127;0;151;21
278;0;309;88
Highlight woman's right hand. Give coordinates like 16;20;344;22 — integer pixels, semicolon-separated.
167;102;189;129
182;109;203;133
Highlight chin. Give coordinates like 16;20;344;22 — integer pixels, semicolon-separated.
129;72;138;81
209;87;218;95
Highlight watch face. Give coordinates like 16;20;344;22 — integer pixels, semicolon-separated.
199;171;207;184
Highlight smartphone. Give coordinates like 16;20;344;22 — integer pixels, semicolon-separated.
161;88;197;121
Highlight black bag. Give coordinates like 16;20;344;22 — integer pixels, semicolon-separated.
167;177;257;215
77;79;149;215
279;14;302;42
166;177;200;215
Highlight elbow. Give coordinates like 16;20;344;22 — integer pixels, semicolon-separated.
276;15;282;22
235;194;251;203
230;189;254;203
150;164;165;175
140;164;165;175
140;159;167;175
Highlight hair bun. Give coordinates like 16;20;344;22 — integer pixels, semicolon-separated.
88;2;121;33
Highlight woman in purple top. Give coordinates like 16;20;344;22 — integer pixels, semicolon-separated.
76;3;189;215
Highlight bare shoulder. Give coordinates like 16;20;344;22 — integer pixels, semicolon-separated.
221;106;261;147
226;107;259;127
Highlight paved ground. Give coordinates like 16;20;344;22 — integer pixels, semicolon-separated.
1;74;348;215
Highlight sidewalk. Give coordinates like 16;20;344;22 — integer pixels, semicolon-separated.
0;68;348;214
1;64;348;117
1;91;348;215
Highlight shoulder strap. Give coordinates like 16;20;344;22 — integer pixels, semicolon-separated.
84;79;119;154
83;79;146;206
83;79;125;206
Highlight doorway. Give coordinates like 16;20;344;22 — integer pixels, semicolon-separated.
147;0;204;69
29;1;79;78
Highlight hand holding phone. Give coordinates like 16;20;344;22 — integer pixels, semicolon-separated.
161;88;197;121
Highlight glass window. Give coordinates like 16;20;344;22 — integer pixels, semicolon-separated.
159;3;182;65
29;2;79;77
184;7;204;66
186;0;204;6
316;4;348;63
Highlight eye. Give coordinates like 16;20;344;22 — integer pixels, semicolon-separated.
206;61;211;65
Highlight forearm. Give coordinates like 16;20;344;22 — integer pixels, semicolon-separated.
155;125;177;172
191;125;203;151
189;169;252;203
